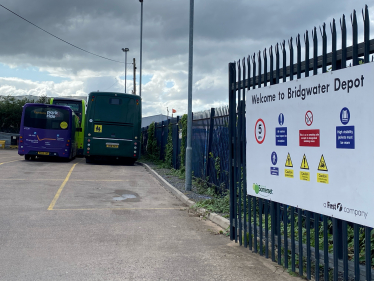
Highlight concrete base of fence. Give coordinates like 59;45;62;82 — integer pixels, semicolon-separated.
140;162;230;230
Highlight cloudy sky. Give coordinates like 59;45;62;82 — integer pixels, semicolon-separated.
0;1;372;116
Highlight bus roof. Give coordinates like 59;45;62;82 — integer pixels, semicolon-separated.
88;92;141;100
52;97;85;102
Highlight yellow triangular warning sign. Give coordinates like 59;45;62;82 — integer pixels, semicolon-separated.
285;153;293;167
300;154;309;170
318;155;328;171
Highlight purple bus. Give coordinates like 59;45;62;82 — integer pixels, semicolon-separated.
18;103;79;161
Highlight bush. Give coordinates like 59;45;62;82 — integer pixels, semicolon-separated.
146;122;159;160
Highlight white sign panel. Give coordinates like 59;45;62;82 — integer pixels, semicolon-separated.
247;63;374;228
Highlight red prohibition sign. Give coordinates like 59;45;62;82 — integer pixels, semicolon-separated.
305;110;313;126
254;119;266;144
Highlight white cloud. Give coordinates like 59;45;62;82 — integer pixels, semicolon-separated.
0;0;370;117
0;77;84;97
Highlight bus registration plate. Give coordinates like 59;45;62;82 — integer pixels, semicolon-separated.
106;143;119;148
38;152;49;155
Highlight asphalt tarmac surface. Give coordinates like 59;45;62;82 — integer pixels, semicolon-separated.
0;150;300;281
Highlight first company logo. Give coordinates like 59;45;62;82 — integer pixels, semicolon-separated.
323;201;368;219
253;184;273;197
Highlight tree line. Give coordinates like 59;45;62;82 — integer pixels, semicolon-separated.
0;95;51;133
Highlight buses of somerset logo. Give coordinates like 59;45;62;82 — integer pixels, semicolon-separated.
253;184;273;197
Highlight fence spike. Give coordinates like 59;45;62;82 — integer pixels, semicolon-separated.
361;7;365;21
289;37;294;80
351;9;358;66
304;30;309;43
252;53;256;89
257;50;262;88
247;55;251;90
242;57;246;89
269;45;274;85
363;5;369;63
280;40;285;51
330;20;333;34
331;18;337;71
263;48;267;86
296;34;301;79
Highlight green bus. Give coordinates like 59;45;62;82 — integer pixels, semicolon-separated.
50;98;86;156
84;92;141;164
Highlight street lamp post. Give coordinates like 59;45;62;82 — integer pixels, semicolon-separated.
122;48;129;93
185;0;194;191
139;0;143;98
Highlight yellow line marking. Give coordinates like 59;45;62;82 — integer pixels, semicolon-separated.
0;179;128;182
70;179;130;182
48;163;79;210
0;179;64;181
52;207;187;211
0;160;21;165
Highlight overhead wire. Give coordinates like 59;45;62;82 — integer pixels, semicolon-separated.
0;4;125;64
104;79;119;91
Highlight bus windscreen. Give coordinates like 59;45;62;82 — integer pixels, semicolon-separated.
94;96;137;123
24;106;70;130
53;101;81;114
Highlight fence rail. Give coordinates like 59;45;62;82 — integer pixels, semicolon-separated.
229;5;373;281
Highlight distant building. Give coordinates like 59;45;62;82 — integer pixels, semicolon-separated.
142;114;168;128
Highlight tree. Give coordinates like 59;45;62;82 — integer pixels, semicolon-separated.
0;95;50;132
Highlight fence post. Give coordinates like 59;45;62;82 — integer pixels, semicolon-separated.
154;122;157;158
167;119;170;163
206;108;215;180
176;116;180;169
363;5;369;63
228;62;236;241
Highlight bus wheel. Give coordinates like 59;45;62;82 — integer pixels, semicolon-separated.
30;156;36;161
85;157;92;163
24;155;30;160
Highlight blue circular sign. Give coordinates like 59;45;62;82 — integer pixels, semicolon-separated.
340;107;350;125
271;151;277;165
278;113;284;126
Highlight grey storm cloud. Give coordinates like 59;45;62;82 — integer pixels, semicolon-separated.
0;0;371;116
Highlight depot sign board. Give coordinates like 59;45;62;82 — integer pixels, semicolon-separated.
246;63;374;228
